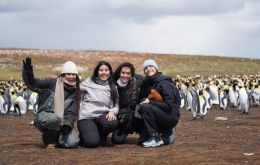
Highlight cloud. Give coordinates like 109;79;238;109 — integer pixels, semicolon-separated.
105;0;245;21
0;0;245;16
0;0;57;12
0;0;260;59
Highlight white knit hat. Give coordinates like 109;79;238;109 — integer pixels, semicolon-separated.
143;59;159;70
61;61;78;74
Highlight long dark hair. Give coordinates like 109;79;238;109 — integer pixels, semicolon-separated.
114;62;135;81
91;61;118;106
75;75;80;111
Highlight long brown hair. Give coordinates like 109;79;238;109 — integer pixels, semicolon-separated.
75;75;80;111
92;61;118;106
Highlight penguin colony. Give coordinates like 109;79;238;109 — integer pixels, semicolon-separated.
1;74;259;118
175;74;260;120
0;80;38;115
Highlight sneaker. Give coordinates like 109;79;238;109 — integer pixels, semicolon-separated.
137;133;149;146
142;137;164;148
161;127;175;145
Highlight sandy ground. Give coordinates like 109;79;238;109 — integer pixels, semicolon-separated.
0;106;260;165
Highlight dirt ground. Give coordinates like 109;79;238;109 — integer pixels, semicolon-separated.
0;106;260;165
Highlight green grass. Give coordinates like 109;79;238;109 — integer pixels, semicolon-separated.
0;70;23;80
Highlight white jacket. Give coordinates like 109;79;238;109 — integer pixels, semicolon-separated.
79;77;118;120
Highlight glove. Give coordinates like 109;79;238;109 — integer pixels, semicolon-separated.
61;125;72;136
23;57;33;70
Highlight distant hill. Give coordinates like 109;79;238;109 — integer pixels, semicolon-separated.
0;48;259;80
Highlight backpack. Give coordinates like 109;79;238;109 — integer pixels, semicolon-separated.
171;82;181;109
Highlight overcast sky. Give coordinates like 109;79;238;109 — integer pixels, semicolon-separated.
0;0;260;59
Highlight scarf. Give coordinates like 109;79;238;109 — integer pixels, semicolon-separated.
63;78;77;87
95;77;109;86
54;77;65;118
146;72;160;81
117;79;128;87
54;77;77;118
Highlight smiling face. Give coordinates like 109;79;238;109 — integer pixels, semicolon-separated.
64;73;77;83
98;64;110;81
120;67;132;84
144;65;157;77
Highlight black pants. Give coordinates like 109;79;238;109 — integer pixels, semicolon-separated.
140;103;179;137
112;117;143;144
78;114;118;148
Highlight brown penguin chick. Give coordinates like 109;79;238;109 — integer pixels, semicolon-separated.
148;89;163;101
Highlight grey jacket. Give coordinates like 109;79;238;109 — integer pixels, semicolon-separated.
79;77;119;120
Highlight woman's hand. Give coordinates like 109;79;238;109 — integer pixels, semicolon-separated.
23;57;33;70
106;111;116;121
140;98;149;104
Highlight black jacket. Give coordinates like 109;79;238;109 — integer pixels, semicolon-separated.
139;72;180;117
117;74;144;111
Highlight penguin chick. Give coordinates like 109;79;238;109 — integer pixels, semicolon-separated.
148;89;163;101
